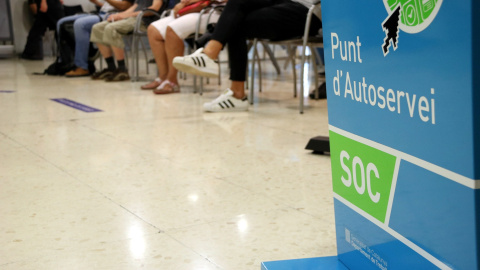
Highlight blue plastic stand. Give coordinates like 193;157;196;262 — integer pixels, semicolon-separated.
261;256;348;270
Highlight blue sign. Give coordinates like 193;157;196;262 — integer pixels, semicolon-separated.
323;0;480;269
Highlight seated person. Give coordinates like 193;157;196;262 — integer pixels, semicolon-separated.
59;0;134;77
90;0;163;81
141;0;223;94
22;0;64;60
173;0;322;112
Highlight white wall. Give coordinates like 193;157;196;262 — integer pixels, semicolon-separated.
10;0;98;53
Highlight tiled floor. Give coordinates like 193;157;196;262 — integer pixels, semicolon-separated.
0;53;336;270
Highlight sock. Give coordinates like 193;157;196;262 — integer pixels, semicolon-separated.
117;60;126;72
105;57;116;71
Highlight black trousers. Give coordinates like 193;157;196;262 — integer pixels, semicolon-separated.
22;0;64;58
210;0;322;82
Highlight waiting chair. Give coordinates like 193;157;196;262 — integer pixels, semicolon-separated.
129;8;163;81
191;5;225;95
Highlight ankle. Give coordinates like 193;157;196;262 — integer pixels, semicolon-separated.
231;91;246;100
203;49;217;61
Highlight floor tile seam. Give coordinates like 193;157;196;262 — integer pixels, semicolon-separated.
0;119;131;149
101;196;165;232
160;233;226;270
0;232;216;268
0;130;32;149
285;205;334;223
6;145;166;233
0;118;90;128
160;206;322;269
0;260;26;267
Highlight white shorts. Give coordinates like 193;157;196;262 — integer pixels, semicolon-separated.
150;11;221;40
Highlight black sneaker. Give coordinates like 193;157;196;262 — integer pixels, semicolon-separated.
309;82;327;100
91;69;114;80
105;69;130;82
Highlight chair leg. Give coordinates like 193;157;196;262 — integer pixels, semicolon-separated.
255;47;262;93
261;42;281;75
300;44;310;114
193;75;198;93
249;39;258;105
311;47;320;99
291;48;297;98
284;45;295;70
129;35;139;82
218;55;221;86
140;37;149;76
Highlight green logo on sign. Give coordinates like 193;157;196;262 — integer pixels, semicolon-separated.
382;0;443;56
384;0;443;33
330;131;397;223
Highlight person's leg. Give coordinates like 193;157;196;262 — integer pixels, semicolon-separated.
45;2;64;47
164;27;184;84
91;20;113;60
172;0;279;74
227;0;322;95
209;0;276;48
176;0;321;111
66;15;102;76
73;15;101;70
22;12;49;59
164;12;222;87
141;17;171;89
150;25;185;94
90;21;116;79
102;17;136;81
186;0;274;61
105;18;135;64
56;14;85;43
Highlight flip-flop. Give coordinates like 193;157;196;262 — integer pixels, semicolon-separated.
153;80;180;95
141;78;162;90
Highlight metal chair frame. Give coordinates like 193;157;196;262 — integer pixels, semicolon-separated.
130;8;162;81
249;1;323;114
192;5;225;95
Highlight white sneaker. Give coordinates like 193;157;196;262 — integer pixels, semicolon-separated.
172;48;219;78
203;89;249;112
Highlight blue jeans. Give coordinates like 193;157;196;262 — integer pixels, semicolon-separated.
56;13;105;70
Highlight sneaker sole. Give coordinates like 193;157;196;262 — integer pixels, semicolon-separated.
91;73;113;80
106;74;130;82
66;73;90;78
203;105;248;112
172;61;218;78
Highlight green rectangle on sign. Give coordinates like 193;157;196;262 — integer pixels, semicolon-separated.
330;131;398;223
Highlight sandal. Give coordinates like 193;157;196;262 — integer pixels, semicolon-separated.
153;80;180;95
141;77;162;90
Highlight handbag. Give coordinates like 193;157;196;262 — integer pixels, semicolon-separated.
177;0;210;17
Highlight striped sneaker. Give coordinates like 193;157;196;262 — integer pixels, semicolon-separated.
172;48;218;78
203;89;248;112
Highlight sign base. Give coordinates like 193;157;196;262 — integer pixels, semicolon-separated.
261;256;347;270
